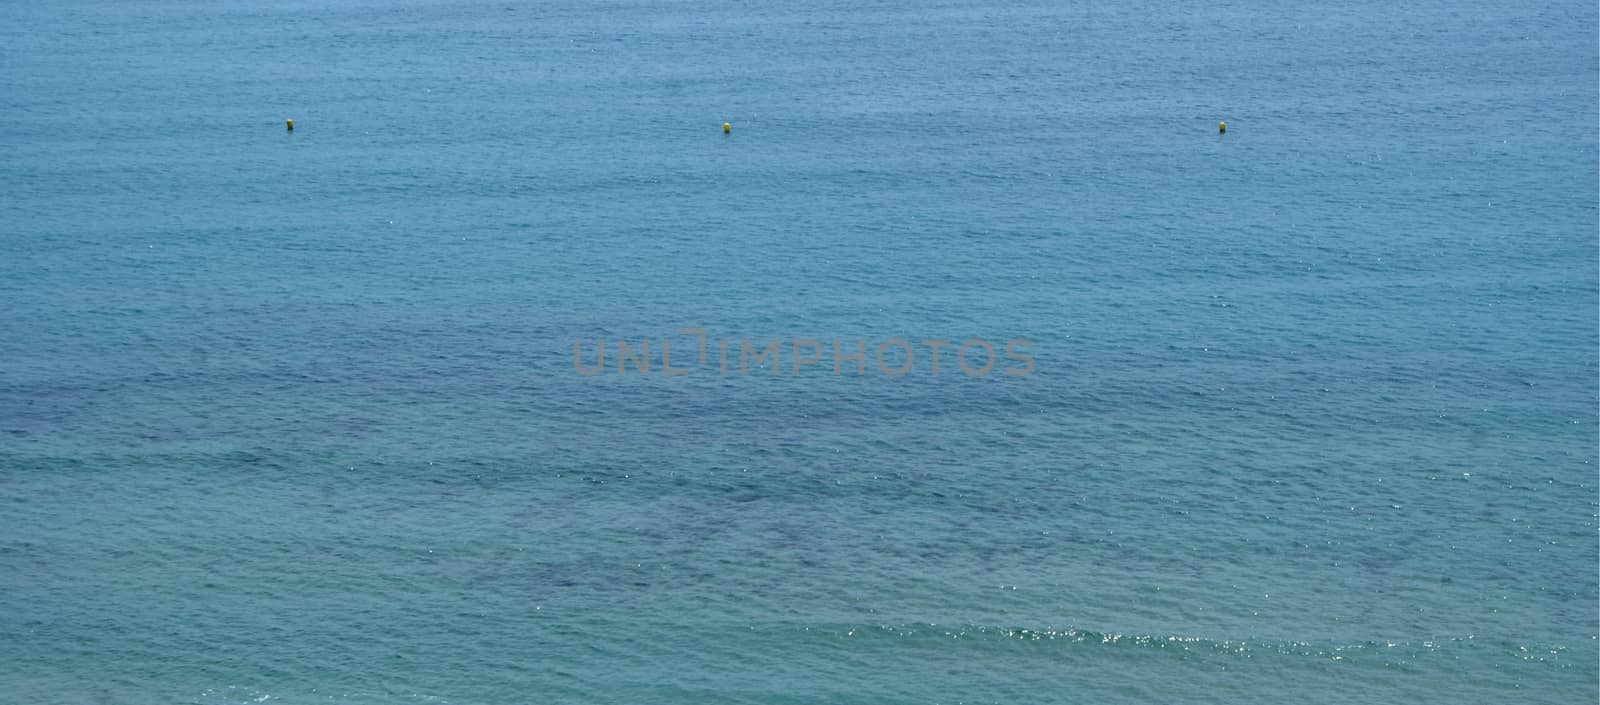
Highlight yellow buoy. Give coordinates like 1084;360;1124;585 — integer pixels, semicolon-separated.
1218;121;1226;134
723;122;731;134
286;119;295;131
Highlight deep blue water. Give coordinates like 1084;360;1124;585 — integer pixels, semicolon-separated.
2;0;1597;703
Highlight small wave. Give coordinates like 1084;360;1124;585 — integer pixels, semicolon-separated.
815;623;1576;664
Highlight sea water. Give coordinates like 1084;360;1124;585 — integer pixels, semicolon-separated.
1;0;1596;703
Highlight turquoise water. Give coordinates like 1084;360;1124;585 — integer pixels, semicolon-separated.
2;0;1596;702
